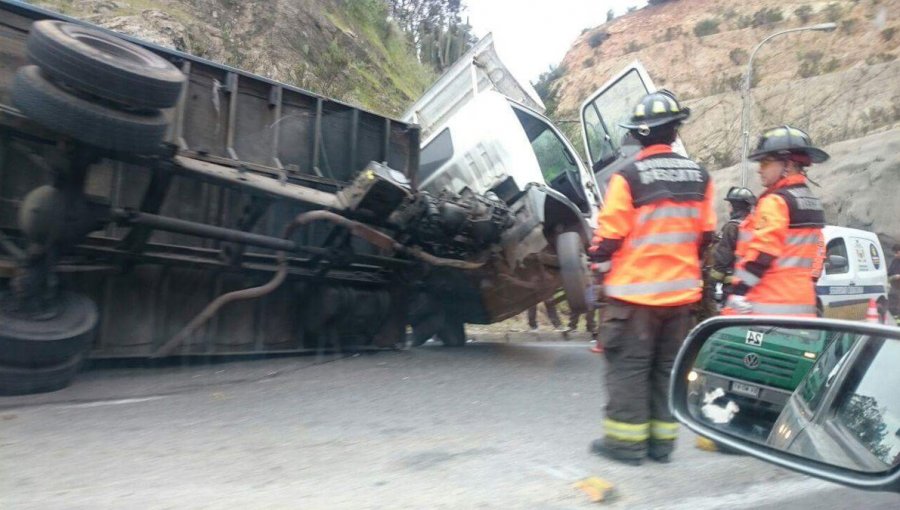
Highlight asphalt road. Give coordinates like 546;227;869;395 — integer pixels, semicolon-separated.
1;341;897;509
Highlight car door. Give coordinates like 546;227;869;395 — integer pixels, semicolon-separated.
849;235;889;301
820;234;861;318
509;103;602;224
578;61;689;195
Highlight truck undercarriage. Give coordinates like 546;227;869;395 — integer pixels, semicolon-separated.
0;2;588;393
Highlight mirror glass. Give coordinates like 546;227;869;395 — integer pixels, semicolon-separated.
687;325;900;473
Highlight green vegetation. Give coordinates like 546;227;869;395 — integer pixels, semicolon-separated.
751;7;783;27
325;2;435;115
825;3;843;22
882;27;897;42
797;51;840;78
729;48;748;66
657;26;685;43
532;64;566;117
841;18;858;34
588;31;610;48
794;5;814;23
386;0;475;74
625;41;645;53
694;18;721;37
866;52;897;65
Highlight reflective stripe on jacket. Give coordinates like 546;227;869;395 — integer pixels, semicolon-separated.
731;174;824;316
591;144;716;306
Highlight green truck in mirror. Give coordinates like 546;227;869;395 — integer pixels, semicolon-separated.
671;317;900;492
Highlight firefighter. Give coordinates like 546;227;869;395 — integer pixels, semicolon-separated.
695;231;721;323
588;90;716;465
706;187;756;302
725;126;828;316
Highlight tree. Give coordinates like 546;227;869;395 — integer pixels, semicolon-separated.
387;0;475;71
840;394;891;462
606;9;615;22
532;64;565;116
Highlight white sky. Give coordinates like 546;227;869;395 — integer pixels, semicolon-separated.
465;0;647;83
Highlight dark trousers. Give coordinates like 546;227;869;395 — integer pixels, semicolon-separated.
599;299;692;458
694;279;719;323
527;300;561;328
568;307;597;332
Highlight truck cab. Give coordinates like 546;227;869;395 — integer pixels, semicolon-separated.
401;49;688;344
400;35;605;343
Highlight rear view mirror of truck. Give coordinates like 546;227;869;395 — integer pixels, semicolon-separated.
671;316;900;493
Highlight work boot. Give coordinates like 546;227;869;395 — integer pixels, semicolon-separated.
589;439;643;466
648;452;671;463
648;443;673;463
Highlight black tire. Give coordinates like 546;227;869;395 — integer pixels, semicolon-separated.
557;231;591;314
0;290;98;368
26;20;185;109
12;65;169;153
0;353;84;396
436;319;467;348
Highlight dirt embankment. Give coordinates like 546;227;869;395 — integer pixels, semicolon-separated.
31;0;433;116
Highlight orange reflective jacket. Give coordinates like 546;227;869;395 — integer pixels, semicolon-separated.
730;174;824;316
590;145;716;307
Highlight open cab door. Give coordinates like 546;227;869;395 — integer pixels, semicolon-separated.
579;61;689;196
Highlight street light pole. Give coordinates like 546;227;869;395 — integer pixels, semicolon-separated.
739;23;837;187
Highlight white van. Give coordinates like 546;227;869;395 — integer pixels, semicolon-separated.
818;226;889;319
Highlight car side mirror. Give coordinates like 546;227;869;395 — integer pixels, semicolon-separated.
826;254;848;270
670;316;900;492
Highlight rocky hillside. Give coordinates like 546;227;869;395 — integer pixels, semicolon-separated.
711;127;900;247
551;0;899;170
31;0;435;117
548;0;900;240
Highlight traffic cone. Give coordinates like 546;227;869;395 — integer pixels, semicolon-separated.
865;298;881;323
590;337;604;354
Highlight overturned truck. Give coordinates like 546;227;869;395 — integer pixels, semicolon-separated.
0;1;601;394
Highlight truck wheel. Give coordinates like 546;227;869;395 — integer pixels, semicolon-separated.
0;290;98;368
436;319;467;348
557;231;591;314
12;65;168;154
0;353;84;396
26;20;185;109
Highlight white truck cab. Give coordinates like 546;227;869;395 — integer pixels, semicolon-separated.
400;46;695;340
818;226;889;319
402;34;604;325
